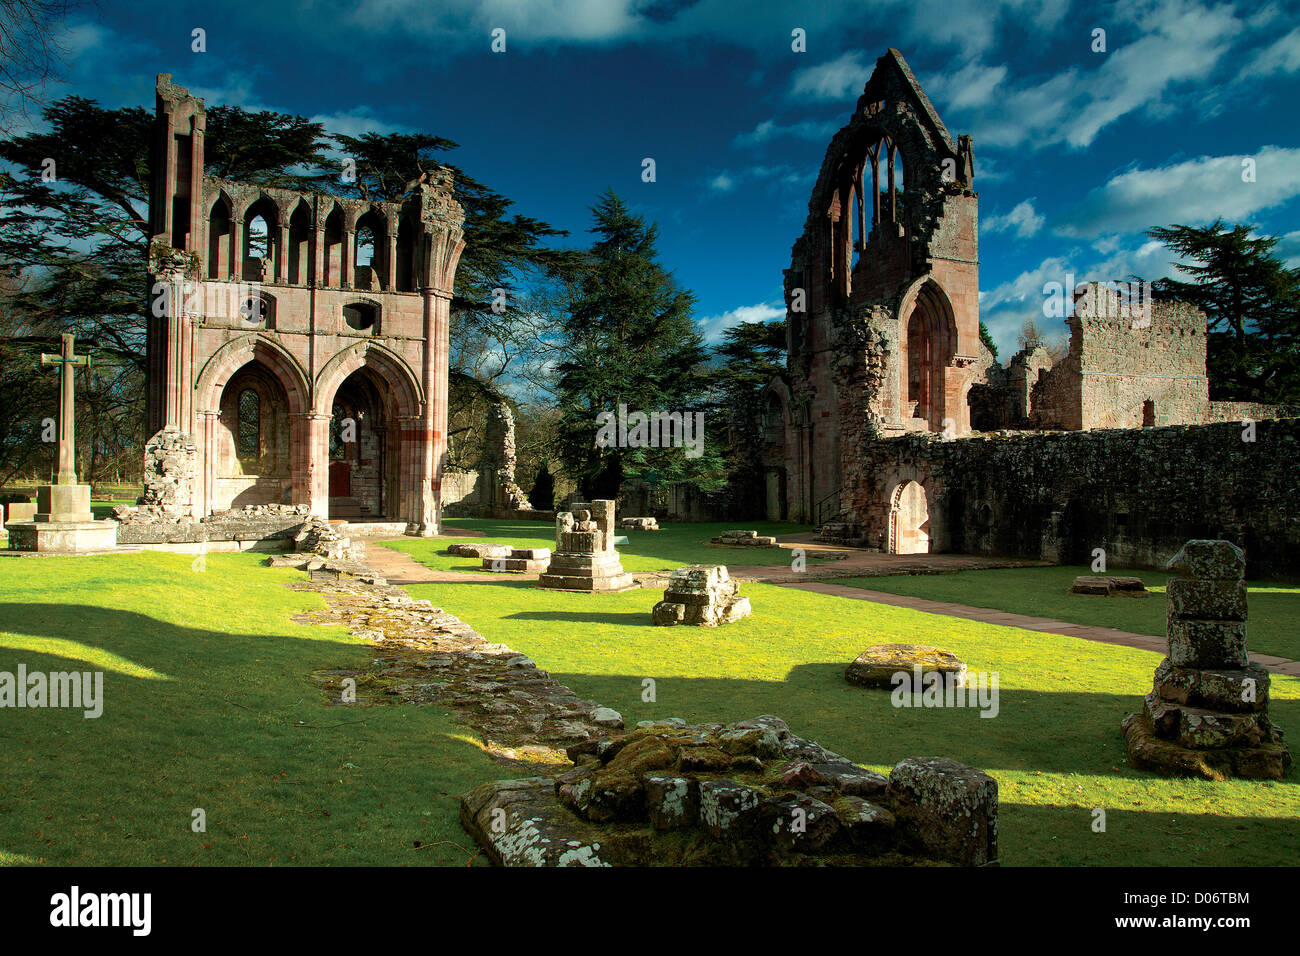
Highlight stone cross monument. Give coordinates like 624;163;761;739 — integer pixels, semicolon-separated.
7;333;118;551
41;333;91;500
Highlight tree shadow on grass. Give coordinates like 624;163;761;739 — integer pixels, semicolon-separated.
538;662;1300;782
997;804;1300;866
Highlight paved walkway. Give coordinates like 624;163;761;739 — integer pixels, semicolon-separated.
782;581;1300;677
359;538;1300;678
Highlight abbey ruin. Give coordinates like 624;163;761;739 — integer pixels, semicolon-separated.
760;50;1300;576
133;74;465;537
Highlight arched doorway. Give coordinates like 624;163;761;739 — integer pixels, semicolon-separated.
214;362;292;510
889;479;930;554
899;281;958;432
329;367;400;520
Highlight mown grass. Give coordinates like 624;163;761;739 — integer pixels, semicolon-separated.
834;565;1300;662
4;535;1298;868
0;552;517;866
383;517;820;574
395;561;1300;867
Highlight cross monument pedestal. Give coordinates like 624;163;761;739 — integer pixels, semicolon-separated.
8;333;118;553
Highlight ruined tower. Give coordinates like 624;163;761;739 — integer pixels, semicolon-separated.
762;49;981;524
144;74;465;533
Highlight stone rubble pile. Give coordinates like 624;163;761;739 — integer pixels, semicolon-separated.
1121;539;1291;780
481;547;551;572
651;564;751;626
460;716;998;867
446;542;512;559
293;516;364;562
710;529;778;547
287;557;625;755
1068;575;1148;596
620;517;659;531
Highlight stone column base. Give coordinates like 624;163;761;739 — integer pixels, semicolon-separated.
7;520;118;553
34;484;94;523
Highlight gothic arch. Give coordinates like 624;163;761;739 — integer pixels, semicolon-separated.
194;333;311;416
314;341;423;419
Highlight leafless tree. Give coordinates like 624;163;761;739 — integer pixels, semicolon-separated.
0;1;81;133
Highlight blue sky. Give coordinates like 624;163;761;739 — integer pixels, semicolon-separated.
22;0;1300;357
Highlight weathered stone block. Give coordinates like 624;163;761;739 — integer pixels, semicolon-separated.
886;756;998;866
1143;693;1266;749
760;792;841;853
1165;616;1249;668
833;796;897;852
697;779;763;839
1152;657;1268;713
845;644;967;689
1166;578;1247;621
651;601;685;625
1068;575;1147;596
462;776;613;867
644;775;697;830
1167;539;1245;581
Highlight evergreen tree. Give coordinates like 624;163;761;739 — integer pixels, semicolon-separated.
705;316;787;512
554;190;709;499
1148;220;1300;402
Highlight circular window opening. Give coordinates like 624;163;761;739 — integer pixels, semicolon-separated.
343;302;377;332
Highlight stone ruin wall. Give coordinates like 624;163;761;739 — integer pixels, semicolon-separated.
846;418;1300;579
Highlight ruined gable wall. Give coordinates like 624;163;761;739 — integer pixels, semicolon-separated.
1076;298;1209;428
849;419;1300;577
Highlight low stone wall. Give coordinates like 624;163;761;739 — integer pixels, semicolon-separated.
846;418;1300;578
439;469;481;517
115;504;310;545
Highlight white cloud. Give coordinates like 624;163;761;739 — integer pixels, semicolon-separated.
1273;229;1300;268
695;300;784;342
1055;146;1300;237
934;0;1245;151
921;62;1007;111
983;199;1043;239
733;118;839;147
1240;25;1300;78
790;51;870;102
708;172;735;192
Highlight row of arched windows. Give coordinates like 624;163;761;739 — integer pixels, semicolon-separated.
206;196;419;292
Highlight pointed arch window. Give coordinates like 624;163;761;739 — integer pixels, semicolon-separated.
237;388;261;458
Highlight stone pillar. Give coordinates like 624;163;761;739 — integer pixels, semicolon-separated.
198;408;219;518
385;232;397;291
276;222;290;283
232;217;244;281
312;225;324;286
187;117;205;253
342;228;354;289
302;413;331;518
161;268;190;432
421;288;453;535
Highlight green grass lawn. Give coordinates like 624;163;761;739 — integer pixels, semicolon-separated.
382;517;820;574
0;552;515;866
833;565;1300;662
395;563;1300;867
4;538;1298;867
